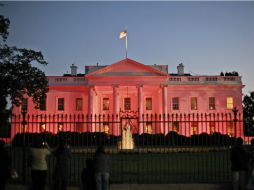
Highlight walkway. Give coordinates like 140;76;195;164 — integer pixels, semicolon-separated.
6;183;231;190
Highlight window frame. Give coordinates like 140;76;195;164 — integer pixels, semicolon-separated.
172;121;180;133
191;121;198;135
145;97;152;111
76;98;83;111
209;97;216;110
39;96;47;111
57;98;65;111
102;97;110;111
172;97;179;110
227;97;234;109
190;97;198;110
124;97;131;111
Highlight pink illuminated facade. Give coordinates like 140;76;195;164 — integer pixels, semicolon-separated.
12;58;244;137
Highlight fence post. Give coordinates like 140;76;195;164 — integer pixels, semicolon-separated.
21;109;27;185
232;107;238;137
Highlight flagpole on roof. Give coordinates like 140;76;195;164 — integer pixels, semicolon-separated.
119;29;128;59
125;32;128;59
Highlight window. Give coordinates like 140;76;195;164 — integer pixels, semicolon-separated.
144;122;153;134
191;121;198;135
103;122;110;134
227;122;234;137
172;121;180;133
95;122;109;133
191;97;198;110
58;123;64;132
227;97;234;109
20;123;28;132
145;97;152;110
172;97;179;110
74;123;84;132
76;98;83;111
103;98;110;111
21;98;28;111
124;97;131;110
40;123;46;132
57;98;64;111
209;121;215;134
39;96;46;111
209;97;215;110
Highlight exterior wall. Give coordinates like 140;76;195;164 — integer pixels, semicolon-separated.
168;85;242;113
11;59;244;138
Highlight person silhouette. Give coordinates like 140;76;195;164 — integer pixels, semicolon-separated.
0;140;11;190
81;158;96;190
230;138;251;190
28;138;51;190
93;146;111;190
52;140;71;190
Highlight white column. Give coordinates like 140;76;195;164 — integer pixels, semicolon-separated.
88;86;94;132
113;85;119;135
162;85;168;134
163;85;168;115
138;85;143;134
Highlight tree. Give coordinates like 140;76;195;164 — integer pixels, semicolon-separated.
0;15;48;136
243;92;254;136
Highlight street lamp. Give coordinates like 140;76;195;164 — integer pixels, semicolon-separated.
232;107;238;138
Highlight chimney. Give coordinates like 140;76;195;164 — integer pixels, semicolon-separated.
70;64;78;76
177;63;184;75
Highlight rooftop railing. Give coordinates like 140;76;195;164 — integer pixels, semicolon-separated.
48;76;87;86
169;76;242;85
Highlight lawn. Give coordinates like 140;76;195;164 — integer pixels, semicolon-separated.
10;147;232;185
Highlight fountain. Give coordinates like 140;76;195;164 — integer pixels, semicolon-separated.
119;119;134;150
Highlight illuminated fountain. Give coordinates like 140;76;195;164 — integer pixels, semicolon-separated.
119;119;134;150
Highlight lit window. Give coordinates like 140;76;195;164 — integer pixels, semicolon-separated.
39;96;46;111
95;122;109;133
76;98;83;111
172;97;179;110
58;123;64;132
172;121;179;133
209;97;216;110
40;123;46;132
209;121;215;134
191;121;198;135
124;97;131;110
57;98;64;111
20;123;27;132
103;98;110;111
191;97;198;110
103;122;109;134
227;97;233;109
227;122;234;137
146;97;152;110
21;98;28;111
145;122;153;134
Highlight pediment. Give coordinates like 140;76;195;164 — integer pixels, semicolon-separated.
86;58;168;77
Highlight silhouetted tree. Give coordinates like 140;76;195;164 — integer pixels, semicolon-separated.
243;92;254;136
0;15;48;131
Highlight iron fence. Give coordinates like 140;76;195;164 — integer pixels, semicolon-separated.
2;112;254;185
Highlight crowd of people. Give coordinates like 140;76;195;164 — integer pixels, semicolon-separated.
27;140;111;190
0;139;111;190
2;137;254;190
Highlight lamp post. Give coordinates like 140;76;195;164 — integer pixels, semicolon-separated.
21;108;27;185
232;107;238;138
